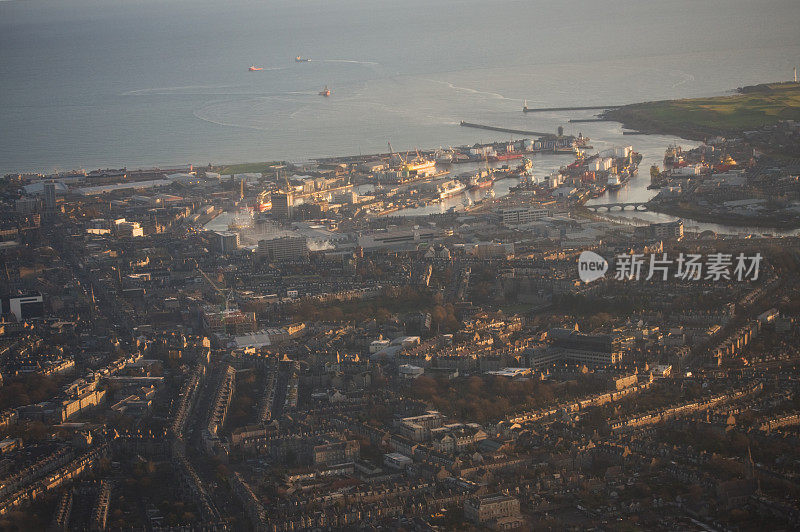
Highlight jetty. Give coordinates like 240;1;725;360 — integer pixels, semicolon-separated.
568;118;609;123
523;105;620;113
459;121;553;137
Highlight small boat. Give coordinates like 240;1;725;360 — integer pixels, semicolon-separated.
295;56;310;62
248;66;263;71
319;86;331;97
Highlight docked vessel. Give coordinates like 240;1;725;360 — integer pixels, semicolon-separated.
589;186;605;198
489;153;523;162
319;86;331;96
295;56;310;62
664;144;683;169
506;157;533;179
404;157;436;173
437;179;467;198
461;168;494;190
574;133;591;148
248;66;263;71
471;177;494;190
435;148;455;165
606;173;623;191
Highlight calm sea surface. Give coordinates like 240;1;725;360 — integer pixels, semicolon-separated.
1;0;799;232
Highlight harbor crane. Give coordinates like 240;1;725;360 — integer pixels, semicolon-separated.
387;141;406;165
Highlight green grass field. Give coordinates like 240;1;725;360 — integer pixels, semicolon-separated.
607;82;800;135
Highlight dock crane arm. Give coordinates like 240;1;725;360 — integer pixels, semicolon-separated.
387;141;406;165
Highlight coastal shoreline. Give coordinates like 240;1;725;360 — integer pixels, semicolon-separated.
602;82;800;156
646;202;800;231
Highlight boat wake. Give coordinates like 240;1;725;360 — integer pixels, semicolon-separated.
122;68;291;96
310;59;380;66
192;94;306;130
193;104;274;131
423;79;522;103
122;84;238;96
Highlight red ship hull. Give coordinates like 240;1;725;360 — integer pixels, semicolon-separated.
469;179;494;190
489;153;523;162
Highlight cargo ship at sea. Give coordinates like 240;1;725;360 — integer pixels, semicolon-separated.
295;56;310;62
248;66;263;71
437;179;467;198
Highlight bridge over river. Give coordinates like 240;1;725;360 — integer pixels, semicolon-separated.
585;202;650;212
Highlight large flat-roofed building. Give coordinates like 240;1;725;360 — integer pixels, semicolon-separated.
202;306;258;336
653;220;684;239
115;219;144;238
549;329;622;366
549;327;621;367
634;220;684;240
2;293;44;322
526;328;622;368
501;206;552;226
15;197;40;214
383;452;413;470
258;236;308;261
464;493;523;529
399;411;444;441
214;231;240;254
312;438;359;465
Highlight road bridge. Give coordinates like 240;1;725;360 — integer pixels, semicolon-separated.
585;202;649;212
